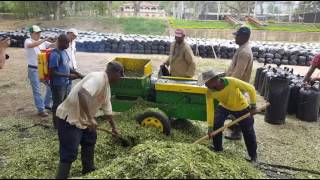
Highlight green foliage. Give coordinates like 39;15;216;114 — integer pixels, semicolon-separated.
249;22;320;32
118;17;166;35
169;17;236;29
0;1;15;13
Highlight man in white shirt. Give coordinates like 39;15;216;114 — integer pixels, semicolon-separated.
66;28;80;94
24;25;56;117
55;61;124;179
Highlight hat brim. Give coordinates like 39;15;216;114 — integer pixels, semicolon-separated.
175;33;185;38
232;32;238;36
197;72;226;86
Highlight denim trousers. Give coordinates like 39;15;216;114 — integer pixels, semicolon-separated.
27;67;52;113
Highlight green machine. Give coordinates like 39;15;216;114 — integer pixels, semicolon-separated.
111;57;214;135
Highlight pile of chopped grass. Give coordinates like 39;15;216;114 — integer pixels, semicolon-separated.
83;141;264;179
0;99;264;179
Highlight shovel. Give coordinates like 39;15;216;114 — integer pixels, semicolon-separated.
193;103;270;144
97;127;131;147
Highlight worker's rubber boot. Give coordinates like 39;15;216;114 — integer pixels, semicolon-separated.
225;125;242;141
56;162;71;179
81;146;96;175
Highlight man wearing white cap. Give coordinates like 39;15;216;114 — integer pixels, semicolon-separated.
24;25;56;117
66;28;82;94
162;29;196;78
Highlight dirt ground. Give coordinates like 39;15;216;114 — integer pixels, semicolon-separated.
0;48;320;178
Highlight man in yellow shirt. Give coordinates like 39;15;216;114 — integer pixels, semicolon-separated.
198;70;258;162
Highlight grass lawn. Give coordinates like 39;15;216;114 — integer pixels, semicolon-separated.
248;22;320;32
169;17;237;29
118;17;166;35
66;16;167;35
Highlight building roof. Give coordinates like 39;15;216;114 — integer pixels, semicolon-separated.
122;2;160;8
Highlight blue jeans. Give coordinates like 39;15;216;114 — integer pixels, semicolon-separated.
213;106;257;159
28;67;52;113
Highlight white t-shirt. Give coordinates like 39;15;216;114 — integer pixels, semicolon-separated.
66;41;77;70
24;38;51;66
56;72;112;129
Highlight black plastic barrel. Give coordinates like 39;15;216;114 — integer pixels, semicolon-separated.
265;76;290;124
296;87;320;122
287;83;301;115
258;67;271;93
261;69;276;98
254;67;265;89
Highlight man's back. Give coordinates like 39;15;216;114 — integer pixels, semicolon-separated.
226;42;253;82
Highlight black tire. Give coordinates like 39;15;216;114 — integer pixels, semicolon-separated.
136;110;171;135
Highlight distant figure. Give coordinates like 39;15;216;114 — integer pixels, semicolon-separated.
24;25;56;117
225;27;253;141
0;37;11;69
162;29;196;78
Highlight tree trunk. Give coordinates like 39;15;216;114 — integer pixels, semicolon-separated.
107;1;112;17
259;1;263;15
72;1;76;16
133;1;141;16
55;1;64;20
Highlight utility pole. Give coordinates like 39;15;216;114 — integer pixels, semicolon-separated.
217;1;221;20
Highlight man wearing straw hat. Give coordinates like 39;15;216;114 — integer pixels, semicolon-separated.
198;70;258;162
162;28;196;78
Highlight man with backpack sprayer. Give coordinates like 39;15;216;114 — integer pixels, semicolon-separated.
25;25;56;117
49;34;83;129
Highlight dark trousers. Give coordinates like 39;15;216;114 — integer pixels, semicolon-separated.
51;85;69;128
58;118;97;163
213;106;257;159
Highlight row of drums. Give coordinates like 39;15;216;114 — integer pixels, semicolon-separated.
254;64;320;124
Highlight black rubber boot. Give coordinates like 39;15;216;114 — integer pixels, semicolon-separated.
225;124;242;140
81;145;96;175
56;162;71;179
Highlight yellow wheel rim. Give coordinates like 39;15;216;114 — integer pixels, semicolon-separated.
141;117;164;132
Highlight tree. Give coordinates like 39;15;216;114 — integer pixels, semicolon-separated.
107;1;112;17
223;1;255;19
133;1;142;16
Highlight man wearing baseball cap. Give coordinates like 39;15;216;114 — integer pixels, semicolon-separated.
24;25;56;117
225;26;254;140
66;28;82;94
162;28;196;78
198;70;258;162
55;61;124;178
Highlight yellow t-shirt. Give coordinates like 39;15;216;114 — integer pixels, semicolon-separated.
207;77;256;128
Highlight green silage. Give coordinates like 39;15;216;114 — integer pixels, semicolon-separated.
0;99;264;179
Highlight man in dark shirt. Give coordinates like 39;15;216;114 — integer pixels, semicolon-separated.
49;34;82;129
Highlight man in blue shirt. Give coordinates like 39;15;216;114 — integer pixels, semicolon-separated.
49;34;82;129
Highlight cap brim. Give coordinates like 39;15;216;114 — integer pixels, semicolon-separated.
232;32;238;36
175;34;184;38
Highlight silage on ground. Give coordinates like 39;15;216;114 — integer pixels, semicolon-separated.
0;99;264;179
